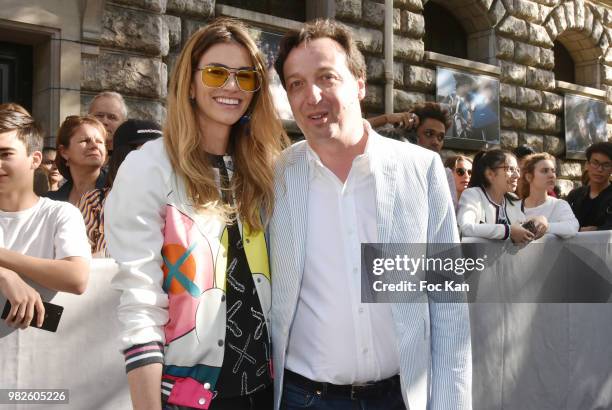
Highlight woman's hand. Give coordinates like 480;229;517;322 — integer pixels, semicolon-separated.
528;215;549;239
510;223;535;244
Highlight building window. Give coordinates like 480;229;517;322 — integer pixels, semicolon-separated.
424;2;467;59
0;41;33;112
554;41;575;84
554;30;601;89
217;0;306;22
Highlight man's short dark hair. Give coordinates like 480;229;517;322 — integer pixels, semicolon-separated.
513;145;536;160
0;108;43;154
412;102;451;131
586;141;612;162
274;18;366;89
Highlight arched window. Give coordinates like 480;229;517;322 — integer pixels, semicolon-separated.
424;2;467;59
554;31;601;89
553;41;574;84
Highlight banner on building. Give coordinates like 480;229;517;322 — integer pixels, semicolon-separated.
436;67;500;147
564;93;607;159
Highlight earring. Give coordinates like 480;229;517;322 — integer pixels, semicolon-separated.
238;113;251;125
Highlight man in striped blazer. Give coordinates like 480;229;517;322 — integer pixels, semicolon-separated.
270;19;472;410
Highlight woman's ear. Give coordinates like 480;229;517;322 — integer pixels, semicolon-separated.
484;168;494;184
58;145;69;161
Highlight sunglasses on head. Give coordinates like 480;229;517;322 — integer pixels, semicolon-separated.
196;65;261;92
455;168;472;177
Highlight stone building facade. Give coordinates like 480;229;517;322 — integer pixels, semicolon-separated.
2;0;612;192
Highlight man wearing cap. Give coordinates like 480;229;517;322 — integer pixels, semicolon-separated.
78;119;162;256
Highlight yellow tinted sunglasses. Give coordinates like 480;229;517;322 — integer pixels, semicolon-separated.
196;65;261;92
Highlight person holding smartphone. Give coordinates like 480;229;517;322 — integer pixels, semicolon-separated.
0;106;91;330
519;153;578;238
105;18;288;410
457;149;538;243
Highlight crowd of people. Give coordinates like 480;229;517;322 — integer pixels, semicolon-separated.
1;16;611;410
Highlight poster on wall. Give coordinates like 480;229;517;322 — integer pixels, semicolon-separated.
248;27;294;121
436;67;500;148
564;94;607;159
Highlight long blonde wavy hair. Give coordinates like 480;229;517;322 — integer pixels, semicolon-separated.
164;18;288;231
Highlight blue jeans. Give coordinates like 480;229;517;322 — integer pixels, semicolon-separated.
280;379;406;410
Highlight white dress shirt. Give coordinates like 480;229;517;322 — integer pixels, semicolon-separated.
285;138;400;384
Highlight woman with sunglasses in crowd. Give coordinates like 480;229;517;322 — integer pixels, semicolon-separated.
105;18;287;410
47;116;107;205
518;153;578;238
444;155;472;202
457;149;539;243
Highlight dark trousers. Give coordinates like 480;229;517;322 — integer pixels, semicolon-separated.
280;373;406;410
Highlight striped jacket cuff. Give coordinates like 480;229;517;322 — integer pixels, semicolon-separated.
502;223;510;241
161;376;176;402
123;341;164;373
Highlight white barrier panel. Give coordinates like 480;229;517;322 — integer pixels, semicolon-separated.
1;232;611;409
465;231;612;410
0;258;130;410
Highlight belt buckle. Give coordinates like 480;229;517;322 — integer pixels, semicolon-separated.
350;383;369;400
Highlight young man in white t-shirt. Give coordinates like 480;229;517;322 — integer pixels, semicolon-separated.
0;107;91;329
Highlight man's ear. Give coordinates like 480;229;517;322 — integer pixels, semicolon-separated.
30;151;42;169
357;76;366;101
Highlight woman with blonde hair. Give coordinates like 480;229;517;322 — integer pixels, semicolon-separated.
519;152;578;238
105;18;288;410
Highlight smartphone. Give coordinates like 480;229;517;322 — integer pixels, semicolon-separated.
522;220;537;235
1;300;63;332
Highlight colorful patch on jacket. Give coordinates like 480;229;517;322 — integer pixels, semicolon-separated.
159;204;271;394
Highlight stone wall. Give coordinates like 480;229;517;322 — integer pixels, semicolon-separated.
80;0;216;123
81;0;612;193
330;0;612;194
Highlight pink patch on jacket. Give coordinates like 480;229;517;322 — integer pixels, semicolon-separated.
163;206;215;343
168;377;213;409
